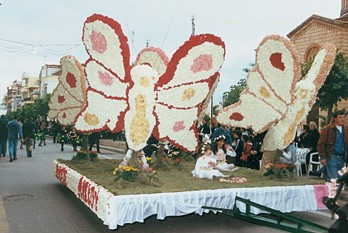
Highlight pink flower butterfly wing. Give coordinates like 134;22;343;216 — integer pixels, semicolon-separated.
85;60;129;98
76;14;132;133
153;34;226;152
82;14;131;83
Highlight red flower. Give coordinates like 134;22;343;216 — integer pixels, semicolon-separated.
174;158;181;163
276;164;286;169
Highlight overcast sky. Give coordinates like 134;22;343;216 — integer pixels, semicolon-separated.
0;0;341;104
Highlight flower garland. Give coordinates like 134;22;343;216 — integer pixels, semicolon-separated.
218;177;247;183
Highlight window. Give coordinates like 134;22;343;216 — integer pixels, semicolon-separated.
305;46;320;62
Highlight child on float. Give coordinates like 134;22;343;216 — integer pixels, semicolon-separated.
192;143;226;179
212;135;236;171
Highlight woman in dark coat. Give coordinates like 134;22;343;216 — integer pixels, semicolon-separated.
231;130;244;166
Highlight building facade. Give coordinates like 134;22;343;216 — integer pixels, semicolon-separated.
5;74;40;113
38;64;61;97
288;0;348;127
6;80;22;113
21;74;40;106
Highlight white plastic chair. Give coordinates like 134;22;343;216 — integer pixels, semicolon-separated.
307;152;322;176
295;148;310;176
259;159;263;170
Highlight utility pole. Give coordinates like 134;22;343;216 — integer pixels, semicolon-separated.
146;39;150;48
191;15;196;36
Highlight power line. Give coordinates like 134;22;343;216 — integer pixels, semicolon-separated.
0;38;81;47
0;38;81;55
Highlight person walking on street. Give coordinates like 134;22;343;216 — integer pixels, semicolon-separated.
38;120;47;146
0;115;8;157
7;115;23;162
318;110;348;181
22;118;37;157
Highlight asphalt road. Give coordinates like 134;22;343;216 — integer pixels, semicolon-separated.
0;140;341;233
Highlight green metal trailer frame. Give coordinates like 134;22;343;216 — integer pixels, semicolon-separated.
203;196;329;233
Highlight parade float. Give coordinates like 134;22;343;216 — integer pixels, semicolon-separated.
52;14;337;231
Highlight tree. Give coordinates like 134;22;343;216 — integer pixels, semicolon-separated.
6;94;51;121
222;63;253;107
301;50;348;123
222;79;246;107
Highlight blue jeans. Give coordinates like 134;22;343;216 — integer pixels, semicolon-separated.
0;139;6;156
326;154;345;181
8;139;19;160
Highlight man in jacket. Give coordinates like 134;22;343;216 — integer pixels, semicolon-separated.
318;110;348;181
7;115;23;162
0;115;8;157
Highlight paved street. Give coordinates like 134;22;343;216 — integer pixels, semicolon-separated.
0;140;342;233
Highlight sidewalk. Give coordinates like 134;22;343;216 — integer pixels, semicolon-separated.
92;139;127;154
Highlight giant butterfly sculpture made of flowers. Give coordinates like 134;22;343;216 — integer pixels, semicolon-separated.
70;14;226;152
217;35;336;150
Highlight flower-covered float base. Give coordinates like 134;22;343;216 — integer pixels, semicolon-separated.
55;160;329;230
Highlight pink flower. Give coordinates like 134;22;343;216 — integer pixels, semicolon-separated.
191;54;213;73
173;121;185;132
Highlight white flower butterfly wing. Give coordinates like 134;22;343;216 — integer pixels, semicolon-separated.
75;14;131;133
85;60;128;98
82;14;131;82
58;56;86;103
135;47;169;76
49;84;82;111
153;34;226;152
49;107;83;126
256;35;301;105
263;44;336;150
48;56;86;126
217;35;301;133
75;88;128;133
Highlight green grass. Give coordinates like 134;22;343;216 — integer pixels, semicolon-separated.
57;159;325;196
